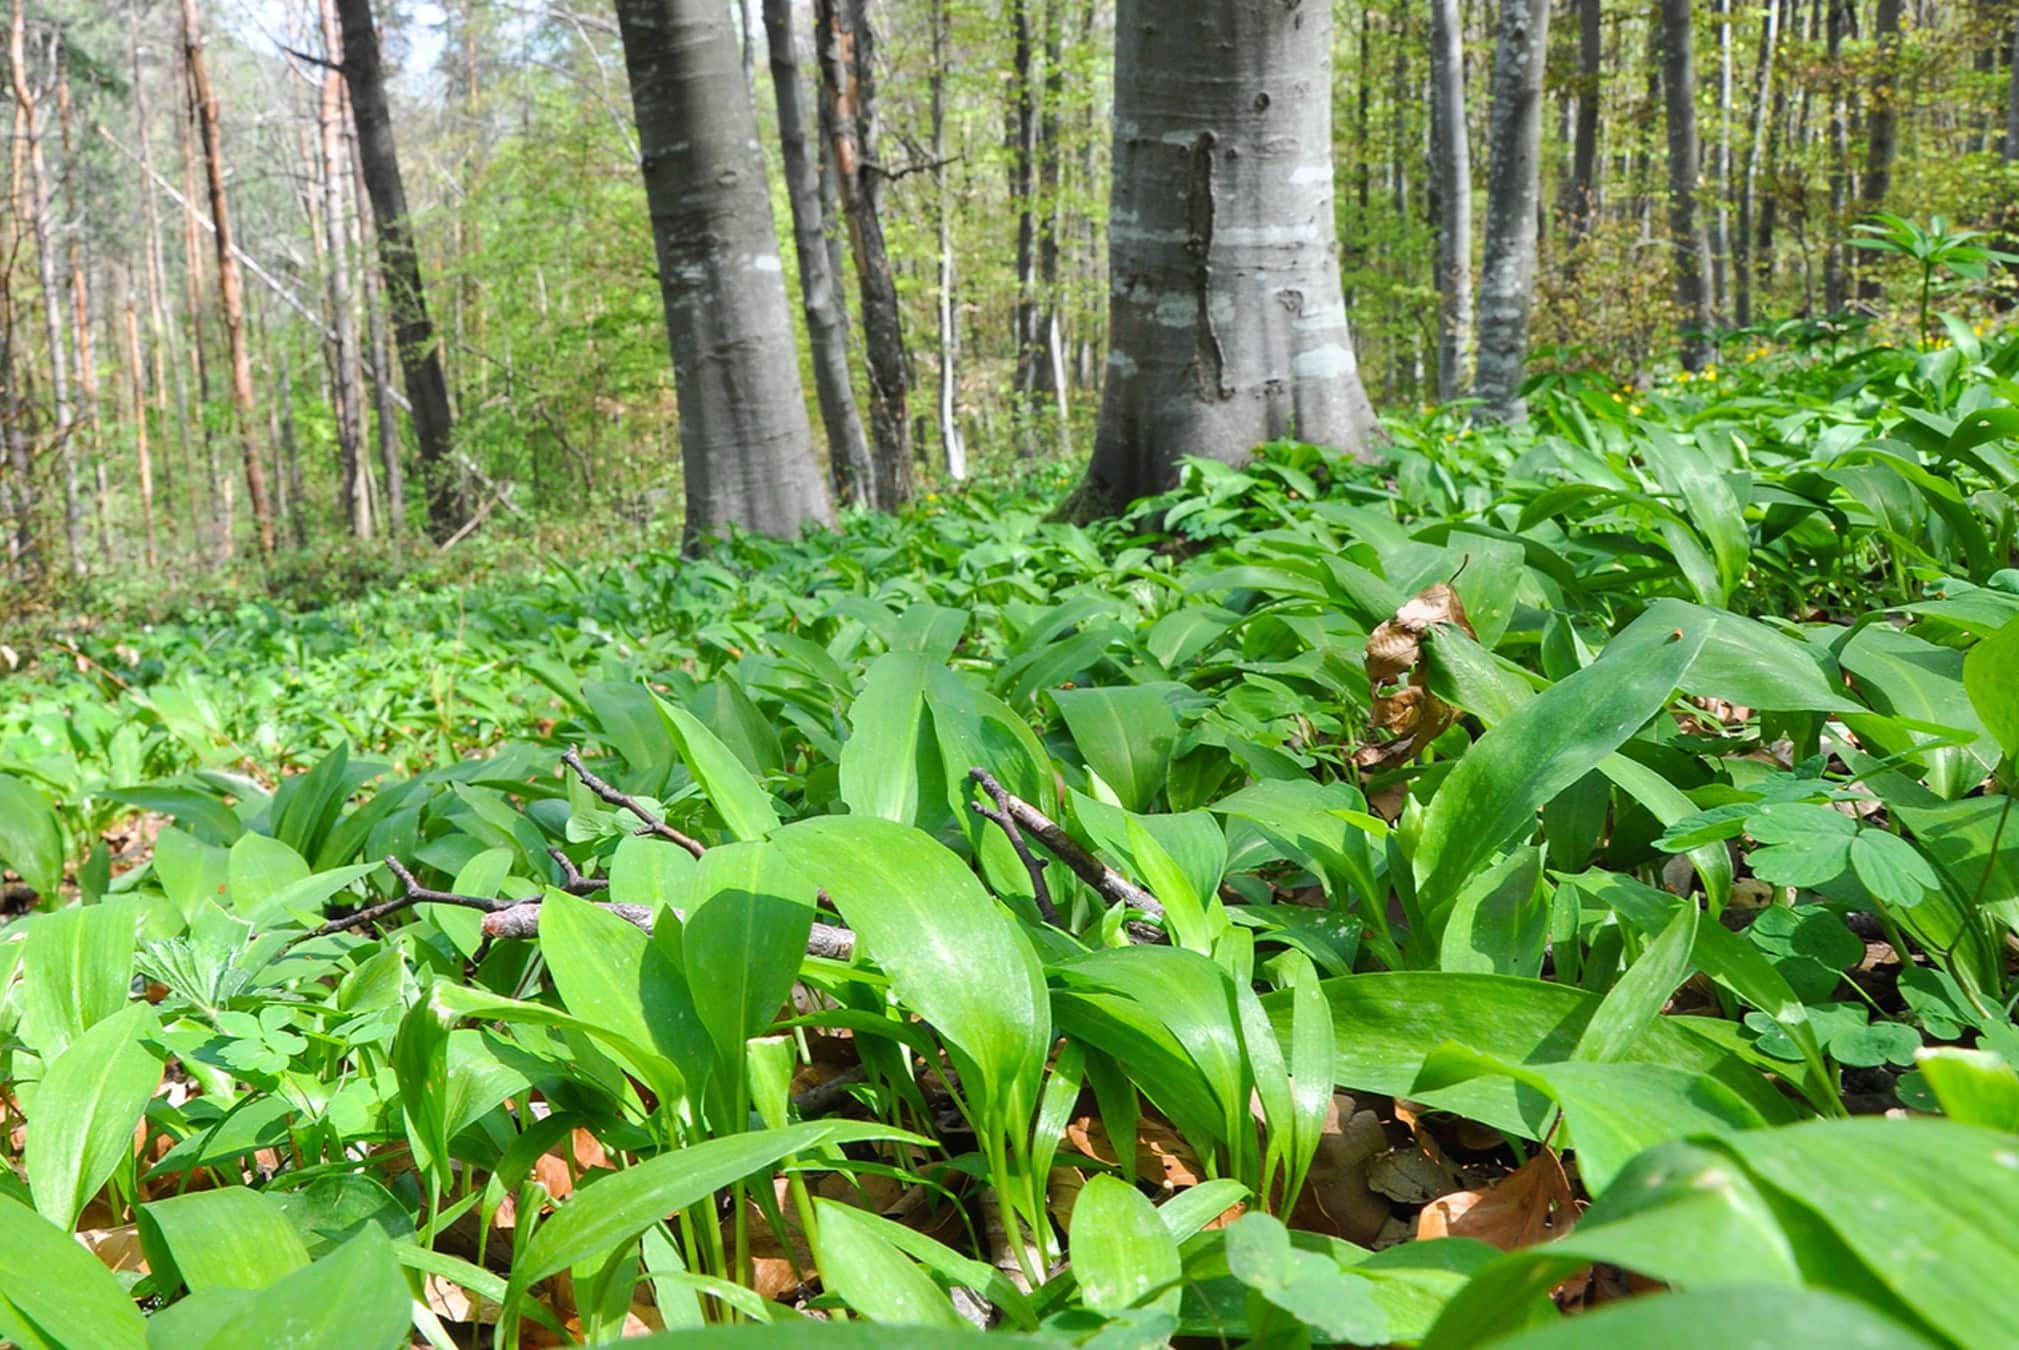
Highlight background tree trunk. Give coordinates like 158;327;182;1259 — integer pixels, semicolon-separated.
319;0;369;539
336;0;464;540
1737;0;1779;325
1473;0;1553;418
1071;0;1378;514
1009;0;1039;454
175;30;227;553
763;0;872;508
1824;0;1848;311
181;0;277;559
815;0;913;508
1857;0;1903;300
1567;0;1602;247
611;0;834;544
929;0;965;479
116;265;158;568
1661;0;1714;368
1428;0;1473;402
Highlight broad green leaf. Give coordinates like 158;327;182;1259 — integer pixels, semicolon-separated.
0;1194;146;1350
142;1230;411;1350
0;772;63;900
659;698;782;840
1639;599;1861;714
1850;829;1941;908
105;786;244;848
1487;1288;1932;1350
1068;1174;1181;1316
609;831;698;913
772;817;1051;1127
680;842;816;1073
1574;901;1695;1064
138;1187;310;1292
16;901;137;1059
814;1200;966;1328
1838;625;1999;799
1915;1047;2019;1131
538;888;706;1109
1963;614;2019;758
27;1003;163;1232
224;833;311;924
1049;685;1178;813
1413;614;1705;913
839;651;931;825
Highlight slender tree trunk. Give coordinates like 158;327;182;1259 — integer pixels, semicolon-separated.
344;88;404;536
611;0;833;544
336;0;464;540
1428;0;1473;401
10;3;81;575
814;0;912;508
175;25;224;552
929;0;965;478
1737;0;1779;326
131;17;187;555
1070;0;1379;515
1;92;31;571
762;0;872;506
1824;0;1848;311
1857;0;1903;300
1711;0;1734;318
1661;0;1714;368
1009;0;1039;453
1567;0;1603;247
2007;7;2019;162
180;0;277;560
318;0;369;539
274;344;308;548
57;64;106;561
1034;0;1068;450
1473;0;1553;418
116;265;157;567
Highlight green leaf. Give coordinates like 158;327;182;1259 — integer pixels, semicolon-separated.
813;1200;966;1328
1050;685;1179;813
138;1187;310;1293
105;786;244;848
1850;829;1942;908
680;842;815;1073
27;1003;162;1232
1574;901;1695;1064
1413;614;1705;913
142;1230;411;1350
537;888;705;1110
1964;615;2019;758
224;833;312;924
1916;1047;2019;1131
1484;1287;1932;1350
839;652;931;826
16;901;137;1060
1068;1174;1181;1316
659;698;781;840
0;1194;146;1350
0;772;64;900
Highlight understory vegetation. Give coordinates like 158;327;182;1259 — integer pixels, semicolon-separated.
2;325;2018;1346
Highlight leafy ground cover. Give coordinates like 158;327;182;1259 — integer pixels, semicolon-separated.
2;328;2017;1347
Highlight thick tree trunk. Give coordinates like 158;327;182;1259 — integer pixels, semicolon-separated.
611;0;833;544
347;99;405;536
10;3;81;575
1473;0;1552;418
1071;0;1378;515
929;0;965;478
1428;0;1473;402
1857;0;1903;300
1661;0;1714;368
814;0;913;508
115;265;158;568
181;0;277;560
319;0;369;539
762;0;872;507
1736;0;1779;326
1567;0;1602;247
335;0;464;540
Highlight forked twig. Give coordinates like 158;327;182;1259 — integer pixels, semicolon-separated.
966;769;1165;919
561;747;707;858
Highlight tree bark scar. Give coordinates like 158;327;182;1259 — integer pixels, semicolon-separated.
1185;130;1232;402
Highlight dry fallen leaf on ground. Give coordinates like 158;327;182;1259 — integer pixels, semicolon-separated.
1415;1148;1579;1250
1355;580;1476;768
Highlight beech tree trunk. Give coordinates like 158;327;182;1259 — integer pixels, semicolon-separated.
1034;0;1068;449
1712;0;1734;318
1473;0;1552;418
611;0;834;544
319;0;369;538
1428;0;1473;402
814;0;913;509
1010;0;1040;453
175;29;227;552
762;0;873;507
10;2;81;574
336;0;464;540
1567;0;1602;247
131;13;189;555
1661;0;1714;369
348;102;405;536
181;0;277;560
1071;0;1378;514
1857;0;1903;300
116;266;158;568
929;0;965;478
57;64;105;560
1737;0;1779;325
1824;0;1848;312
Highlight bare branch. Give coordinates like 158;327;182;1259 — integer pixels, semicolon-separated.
562;748;708;858
966;769;1165;919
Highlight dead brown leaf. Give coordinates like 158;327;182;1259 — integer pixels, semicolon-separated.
1355;581;1476;769
1288;1096;1391;1245
76;1225;148;1275
1415;1148;1579;1250
1064;1113;1203;1190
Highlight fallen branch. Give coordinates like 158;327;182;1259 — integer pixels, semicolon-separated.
966;769;1164;919
968;773;1060;926
561;748;707;858
480;897;857;961
285;856;513;948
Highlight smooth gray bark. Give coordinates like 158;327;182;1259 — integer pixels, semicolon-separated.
929;0;965;478
612;0;833;544
1428;0;1472;403
318;0;369;539
1736;0;1779;326
1073;0;1378;513
1857;0;1902;300
1823;0;1848;312
1661;0;1714;368
1472;0;1552;419
1712;0;1733;317
762;0;872;506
